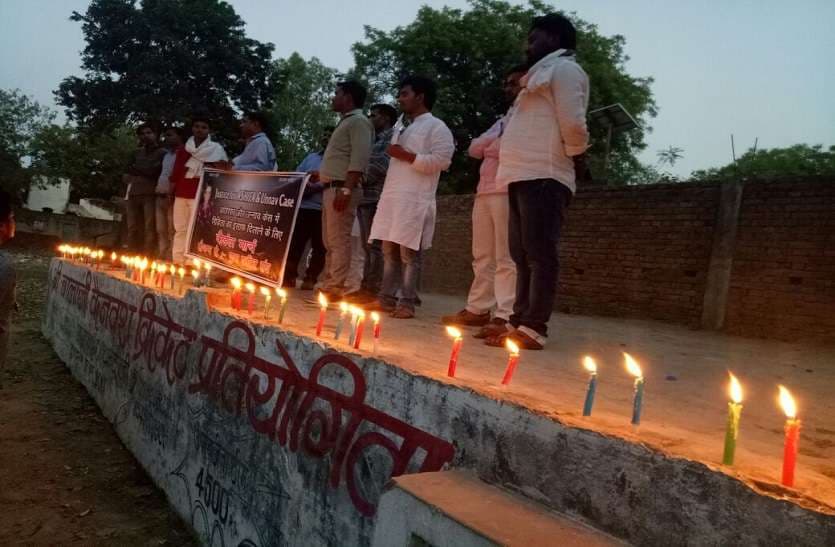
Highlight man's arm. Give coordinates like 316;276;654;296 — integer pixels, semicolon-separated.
408;123;455;175
467;119;502;160
552;63;590;158
345;120;373;188
233;140;271;171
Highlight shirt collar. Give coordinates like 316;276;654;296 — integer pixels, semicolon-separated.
341;108;364;120
248;132;266;143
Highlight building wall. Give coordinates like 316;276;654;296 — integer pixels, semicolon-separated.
424;178;835;343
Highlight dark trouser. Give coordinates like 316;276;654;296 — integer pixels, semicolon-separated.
508;180;571;337
285;208;326;286
125;195;157;254
379;241;420;311
356;202;384;295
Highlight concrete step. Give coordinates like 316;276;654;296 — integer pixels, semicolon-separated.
372;471;625;547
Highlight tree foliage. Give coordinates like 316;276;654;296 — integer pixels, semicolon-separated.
350;0;656;191
691;144;835;181
269;53;338;170
0;89;56;197
56;0;278;146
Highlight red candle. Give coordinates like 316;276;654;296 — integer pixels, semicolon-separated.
501;340;521;385
778;385;800;487
246;283;256;315
315;292;328;336
353;312;366;349
446;326;463;377
371;312;381;353
230;277;242;310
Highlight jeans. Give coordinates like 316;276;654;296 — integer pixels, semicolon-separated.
285;208;326;285
356;202;383;294
125;195;156;254
155;195;174;261
508;179;571;336
379;241;420;310
320;187;360;296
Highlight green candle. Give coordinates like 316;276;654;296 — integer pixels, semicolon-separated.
722;373;743;466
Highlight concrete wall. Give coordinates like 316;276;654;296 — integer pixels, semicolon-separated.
424;178;835;343
15;208;120;248
44;260;835;546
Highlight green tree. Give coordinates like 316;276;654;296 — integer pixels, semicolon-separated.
28;124;137;201
691;144;835;180
56;0;278;147
269;53;339;170
351;0;656;191
0;89;55;197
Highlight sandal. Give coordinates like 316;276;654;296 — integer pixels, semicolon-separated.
390;306;415;319
484;327;545;350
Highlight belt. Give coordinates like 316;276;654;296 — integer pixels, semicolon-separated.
325;180;345;188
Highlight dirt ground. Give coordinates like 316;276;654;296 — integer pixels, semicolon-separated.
0;237;195;546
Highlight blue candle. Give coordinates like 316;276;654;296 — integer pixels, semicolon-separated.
632;377;644;425
334;303;349;340
347;308;359;346
582;356;598;416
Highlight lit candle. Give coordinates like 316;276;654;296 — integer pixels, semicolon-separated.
169;264;176;290
353;310;366;350
110;251;118;268
371;312;381;354
722;372;744;466
446;326;463;377
347;306;360;346
150;262;158;286
315;292;328;336
178;267;186;295
190;269;199;290
139;259;148;285
261;287;272;319
204;262;212;288
59;245;66;259
276;288;288;323
582;356;598;416
192;258;202;286
230;277;242;310
624;353;644;425
245;283;256;315
501;339;521;385
124;257;131;279
778;385;800;487
334;302;349;340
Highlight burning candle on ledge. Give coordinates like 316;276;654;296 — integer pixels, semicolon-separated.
501;339;521;385
190;268;199;289
139;259;148;285
722;372;744;466
371;312;381;354
276;288;288;323
446;326;463;377
245;283;256;315
334;302;349;340
178;267;186;295
150;262;158;286
169;264;176;290
315;292;328;336
353;310;366;350
582;356;598;416
624;353;644;426
347;306;360;346
110;251;118;267
230;277;242;310
778;385;800;487
192;258;202;286
261;287;272;319
204;262;213;288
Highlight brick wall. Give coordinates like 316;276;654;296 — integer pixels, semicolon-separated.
725;179;835;341
424;178;835;343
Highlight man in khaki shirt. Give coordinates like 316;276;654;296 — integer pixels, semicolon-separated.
312;80;374;300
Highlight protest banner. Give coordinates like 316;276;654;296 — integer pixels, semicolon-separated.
184;169;307;287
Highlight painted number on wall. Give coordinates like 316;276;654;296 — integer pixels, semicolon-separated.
195;468;230;523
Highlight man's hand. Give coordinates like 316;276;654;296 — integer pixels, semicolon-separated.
387;144;417;164
333;189;350;212
573;153;592;183
308;170;320;183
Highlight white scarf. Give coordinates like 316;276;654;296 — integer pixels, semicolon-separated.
184;136;228;179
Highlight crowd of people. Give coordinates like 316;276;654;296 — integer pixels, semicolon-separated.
118;12;589;351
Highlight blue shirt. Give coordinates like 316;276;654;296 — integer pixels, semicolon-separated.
296;151;324;210
232;132;276;171
155;149;177;194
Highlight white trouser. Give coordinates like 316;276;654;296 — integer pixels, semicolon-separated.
466;193;516;320
172;197;195;264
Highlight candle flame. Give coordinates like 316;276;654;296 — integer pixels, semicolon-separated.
370;311;380;322
245;282;255;293
151;262;157;271
178;267;185;277
583;356;597;374
98;250;104;258
339;301;349;313
778;385;797;419
260;287;271;296
230;277;241;289
446;326;462;339
276;287;287;299
506;339;520;355
204;263;212;271
191;269;199;279
728;372;743;404
318;292;328;308
111;252;117;260
624;353;642;378
192;258;201;268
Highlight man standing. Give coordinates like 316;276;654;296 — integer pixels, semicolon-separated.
370;76;455;318
443;66;526;338
155;127;182;261
0;190;16;389
314;81;374;301
232;111;277;171
348;103;397;304
283;128;333;289
171;115;228;264
124;123;165;254
486;13;589;350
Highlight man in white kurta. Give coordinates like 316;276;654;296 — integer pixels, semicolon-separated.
369;76;455;318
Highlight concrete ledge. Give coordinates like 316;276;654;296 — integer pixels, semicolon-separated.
373;471;623;547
